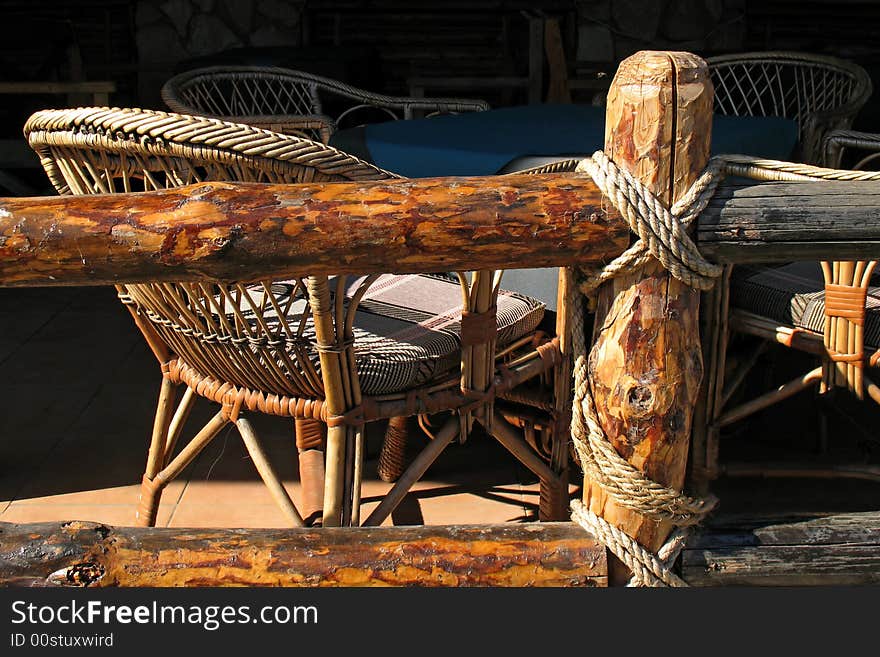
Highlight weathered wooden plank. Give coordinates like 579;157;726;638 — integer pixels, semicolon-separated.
0;520;607;588
0;175;627;287
711;180;880;200
701;243;880;264
692;512;880;548
682;512;880;586
699;180;880;262
684;545;880;586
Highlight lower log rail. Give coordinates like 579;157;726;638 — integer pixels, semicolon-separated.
0;521;607;588
3;514;878;587
682;511;880;586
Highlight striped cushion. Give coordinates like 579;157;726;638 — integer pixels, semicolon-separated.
244;274;545;395
730;262;880;349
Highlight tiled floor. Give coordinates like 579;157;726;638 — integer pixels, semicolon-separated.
0;286;575;528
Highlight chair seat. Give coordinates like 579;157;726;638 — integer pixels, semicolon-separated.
730;262;880;350
236;274;545;396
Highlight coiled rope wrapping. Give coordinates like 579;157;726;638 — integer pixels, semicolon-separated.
569;152;880;586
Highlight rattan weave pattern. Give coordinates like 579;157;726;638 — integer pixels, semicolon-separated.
162;66;490;143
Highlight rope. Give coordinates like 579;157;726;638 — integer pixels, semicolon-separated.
576;151;724;295
571;501;689;587
567;151;874;586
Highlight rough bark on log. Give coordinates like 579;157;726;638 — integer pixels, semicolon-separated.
1;176;879;288
0;175;627;287
0;520;607;587
584;51;712;583
682;512;880;586
4;516;876;587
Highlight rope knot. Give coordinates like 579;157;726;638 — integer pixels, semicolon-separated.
575;151;724;297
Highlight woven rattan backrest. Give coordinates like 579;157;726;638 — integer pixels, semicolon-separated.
162;66;490;130
25;107;399;398
708;52;872;164
165;67;322;117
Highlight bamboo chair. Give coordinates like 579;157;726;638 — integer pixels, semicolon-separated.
25;107;568;528
697;53;878;485
161;66;490;144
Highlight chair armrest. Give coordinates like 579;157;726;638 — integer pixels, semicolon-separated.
823;129;880;169
223;113;336;144
394;96;491;119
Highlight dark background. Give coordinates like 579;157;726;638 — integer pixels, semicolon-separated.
2;1;880;127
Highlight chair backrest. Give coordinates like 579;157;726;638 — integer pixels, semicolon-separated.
25;107;399;400
708;55;877;397
707;51;872;165
161;66;490;133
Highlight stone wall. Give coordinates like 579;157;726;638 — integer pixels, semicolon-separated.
136;0;305;107
575;0;746;64
134;0;746;108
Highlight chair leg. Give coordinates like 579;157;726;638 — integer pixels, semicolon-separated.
378;416;408;483
144;377;176;483
295;418;325;525
538;472;568;521
137;474;164;527
540;423;569;521
136;376;177;527
164;385;196;459
236;416;305;527
137;410;231;527
487;411;567;521
362;417;459;527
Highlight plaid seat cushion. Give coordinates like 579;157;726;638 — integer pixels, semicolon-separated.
345;274;544;394
237;274;545;396
730;262;880;349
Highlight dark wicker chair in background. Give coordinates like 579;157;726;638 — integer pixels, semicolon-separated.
161;66;490;144
696;52;878;486
25;107;568;529
707;51;872;165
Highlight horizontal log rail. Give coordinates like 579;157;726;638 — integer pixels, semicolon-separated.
0;175;627;287
0;176;879;287
3;513;878;587
0;520;607;587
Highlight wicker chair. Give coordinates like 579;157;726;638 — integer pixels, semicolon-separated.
161;66;490;144
25;107;568;528
707;51;872;165
697;53;878;485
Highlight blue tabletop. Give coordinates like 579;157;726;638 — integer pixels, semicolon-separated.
331;104;799;178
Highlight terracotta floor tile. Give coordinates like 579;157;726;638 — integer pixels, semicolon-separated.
358;476;526;527
107;344;165;384
0;310;58;363
176;479;301;510
359;488;527;527
0;502;174;528
167;502;296;529
13;481;186;507
3;323;138;385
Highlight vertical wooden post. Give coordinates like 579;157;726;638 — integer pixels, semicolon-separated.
584;51;713;582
